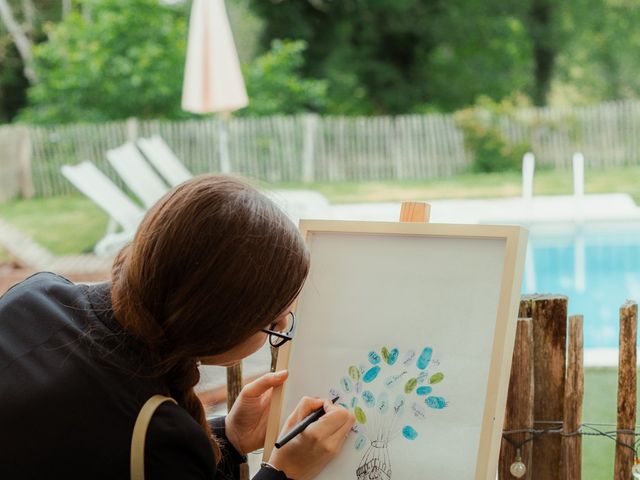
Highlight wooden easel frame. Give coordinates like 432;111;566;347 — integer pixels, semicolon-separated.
263;202;528;479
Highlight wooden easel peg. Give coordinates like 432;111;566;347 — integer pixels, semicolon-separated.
400;201;431;223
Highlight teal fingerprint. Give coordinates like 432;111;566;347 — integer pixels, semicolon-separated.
363;366;381;383
402;425;418;440
355;434;368;451
351;397;358;408
416;386;433;396
387;348;399;365
362;390;376;408
368;351;381;365
417;347;433;370
426;396;447;409
341;376;353;393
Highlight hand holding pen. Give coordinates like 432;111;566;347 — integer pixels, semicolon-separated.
267;396;355;480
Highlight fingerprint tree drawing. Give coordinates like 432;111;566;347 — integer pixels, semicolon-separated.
330;346;449;480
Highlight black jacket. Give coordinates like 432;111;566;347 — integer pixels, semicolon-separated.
0;272;285;480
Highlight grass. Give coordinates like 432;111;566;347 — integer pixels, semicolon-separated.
0;195;108;256
1;165;639;256
582;368;635;478
276;165;640;204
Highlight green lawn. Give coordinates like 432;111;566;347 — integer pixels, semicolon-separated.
279;165;640;204
1;165;639;256
582;368;628;478
0;195;108;255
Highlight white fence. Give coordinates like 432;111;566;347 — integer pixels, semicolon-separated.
1;100;640;198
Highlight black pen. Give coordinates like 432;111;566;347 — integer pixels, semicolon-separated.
275;396;340;449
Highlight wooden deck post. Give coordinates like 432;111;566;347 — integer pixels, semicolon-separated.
614;301;638;479
561;315;584;480
527;295;568;480
499;317;534;480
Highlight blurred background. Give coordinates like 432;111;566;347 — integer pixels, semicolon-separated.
1;0;640;476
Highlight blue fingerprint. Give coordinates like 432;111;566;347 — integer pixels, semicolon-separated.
417;347;433;370
363;366;381;383
362;390;376;408
416;386;433;396
416;371;429;384
355;434;368;451
387;348;399;365
378;392;389;415
354;381;363;394
402;425;419;440
338;402;349;410
368;351;381;365
329;388;340;398
426;396;447;409
351;397;358;409
341;376;353;393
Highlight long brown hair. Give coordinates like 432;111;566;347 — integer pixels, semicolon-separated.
110;174;310;461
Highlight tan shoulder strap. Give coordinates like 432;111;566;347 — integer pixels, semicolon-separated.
131;394;177;480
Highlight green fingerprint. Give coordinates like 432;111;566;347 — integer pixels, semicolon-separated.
349;365;361;381
381;346;390;363
354;406;367;424
404;378;418;394
430;372;445;384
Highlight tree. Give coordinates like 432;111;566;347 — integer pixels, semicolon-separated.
248;0;535;114
241;39;328;117
19;0;189;124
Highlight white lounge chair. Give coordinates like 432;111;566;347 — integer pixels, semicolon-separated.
61;161;145;256
137;135;193;187
106;142;169;208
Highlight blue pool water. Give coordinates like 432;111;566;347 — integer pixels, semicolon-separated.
522;221;640;348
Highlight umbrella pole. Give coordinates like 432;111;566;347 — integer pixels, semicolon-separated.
218;113;231;174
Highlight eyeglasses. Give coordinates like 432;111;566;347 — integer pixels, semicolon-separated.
262;311;296;348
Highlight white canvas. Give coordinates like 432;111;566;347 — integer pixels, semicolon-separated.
276;229;517;480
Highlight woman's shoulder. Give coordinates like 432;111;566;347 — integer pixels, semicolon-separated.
0;271;76;305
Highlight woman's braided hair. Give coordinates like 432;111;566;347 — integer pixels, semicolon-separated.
110;174;310;462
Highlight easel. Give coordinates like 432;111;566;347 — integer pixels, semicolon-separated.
228;201;431;478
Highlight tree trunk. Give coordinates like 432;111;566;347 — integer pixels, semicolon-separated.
529;0;555;106
0;0;37;84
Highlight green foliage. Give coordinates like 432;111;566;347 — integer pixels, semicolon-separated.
19;0;189;124
454;97;530;173
241;39;328;116
249;0;534;114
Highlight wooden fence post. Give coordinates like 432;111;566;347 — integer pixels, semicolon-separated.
614;301;638;478
17;126;34;199
499;317;534;480
302;113;318;183
561;315;584;480
528;295;568;480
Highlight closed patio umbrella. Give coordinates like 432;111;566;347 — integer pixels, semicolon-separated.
181;0;248;173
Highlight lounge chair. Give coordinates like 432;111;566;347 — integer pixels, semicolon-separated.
61;161;144;256
106;142;169;208
137;135;193;187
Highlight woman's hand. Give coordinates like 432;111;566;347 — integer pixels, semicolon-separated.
267;396;356;480
225;370;289;455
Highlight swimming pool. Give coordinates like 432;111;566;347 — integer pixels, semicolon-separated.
523;221;640;349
